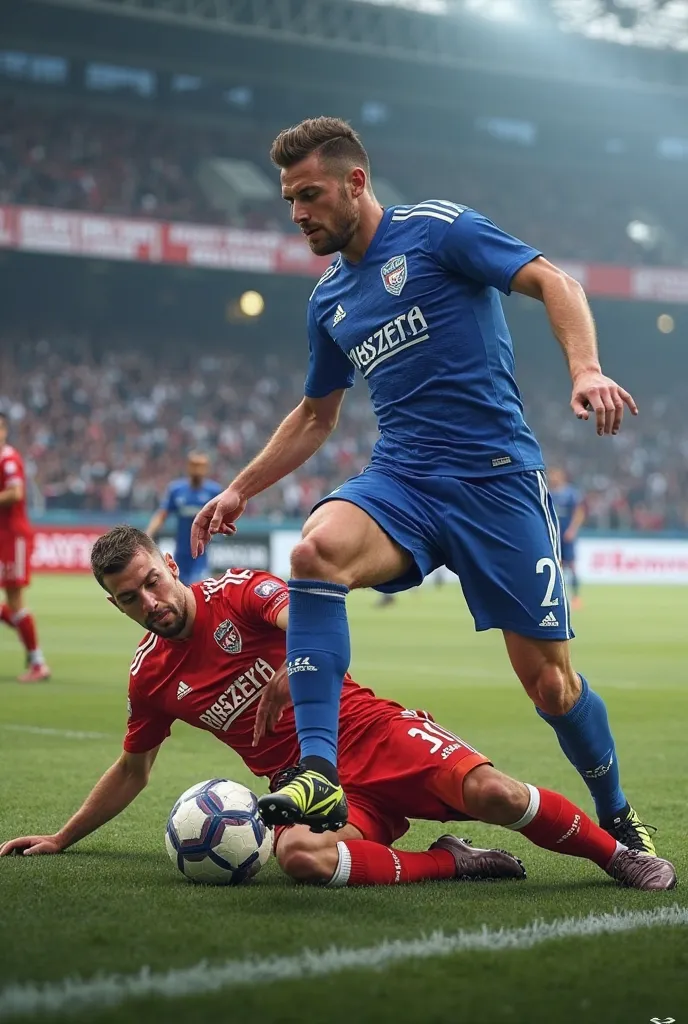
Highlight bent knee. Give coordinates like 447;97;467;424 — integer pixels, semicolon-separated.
290;532;350;585
276;836;334;884
522;663;581;716
462;766;529;825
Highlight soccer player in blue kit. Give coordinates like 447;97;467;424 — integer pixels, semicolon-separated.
147;452;222;585
549;466;586;610
192;118;654;854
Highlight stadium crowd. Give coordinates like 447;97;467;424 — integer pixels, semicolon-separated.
1;333;687;531
1;96;686;265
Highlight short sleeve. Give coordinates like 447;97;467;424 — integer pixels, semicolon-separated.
241;573;289;627
123;682;174;753
162;484;177;513
304;302;356;398
2;455;23;488
432;208;542;295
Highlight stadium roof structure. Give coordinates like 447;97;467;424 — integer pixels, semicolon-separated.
30;0;688;90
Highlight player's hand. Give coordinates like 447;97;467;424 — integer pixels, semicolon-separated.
571;370;638;436
563;528;575;542
0;834;64;857
191;486;246;557
252;661;292;747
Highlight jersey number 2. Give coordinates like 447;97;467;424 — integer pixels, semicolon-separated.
536;557;559;607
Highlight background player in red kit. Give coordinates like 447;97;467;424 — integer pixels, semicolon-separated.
0;412;50;682
0;526;674;891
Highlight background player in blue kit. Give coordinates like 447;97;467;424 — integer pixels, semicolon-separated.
192;118;653;854
147;452;222;584
549;466;586;610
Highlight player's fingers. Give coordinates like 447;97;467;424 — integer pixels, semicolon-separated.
208;501;226;535
610;389;625;434
571;394;589;420
619;387;639;416
599;388;616;435
252;696;269;747
23;843;56;856
584;388;605;435
217;523;237;536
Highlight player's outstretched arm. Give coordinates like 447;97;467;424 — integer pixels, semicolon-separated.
511;257;638;435
146;508;168;540
192;391;346;556
0;748;159;857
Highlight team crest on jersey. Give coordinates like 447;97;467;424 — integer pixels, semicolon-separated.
381;254;407;296
213;618;242;655
254;579;282;599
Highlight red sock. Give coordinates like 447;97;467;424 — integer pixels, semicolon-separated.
12;609;39;655
518;787;618;869
334;840;456;887
0;604;15;627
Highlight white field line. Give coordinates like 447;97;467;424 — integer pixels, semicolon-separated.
0;906;686;1021
0;725;110;741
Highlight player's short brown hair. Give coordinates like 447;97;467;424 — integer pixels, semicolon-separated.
270;116;370;176
91;525;160;591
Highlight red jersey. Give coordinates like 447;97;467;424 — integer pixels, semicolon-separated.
0;445;31;535
124;568;405;781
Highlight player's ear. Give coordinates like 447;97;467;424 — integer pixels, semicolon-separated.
349;167;367;199
165;553;180;580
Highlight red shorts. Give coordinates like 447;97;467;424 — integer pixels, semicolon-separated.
275;708;491;849
0;533;32;589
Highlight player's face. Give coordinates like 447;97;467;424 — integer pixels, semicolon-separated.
548;468;566;490
106;549;191;638
188;456;208;486
281;154;360;257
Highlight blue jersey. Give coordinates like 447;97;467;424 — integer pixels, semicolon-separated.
163;478;223;561
550;483;582;535
306;202;544;478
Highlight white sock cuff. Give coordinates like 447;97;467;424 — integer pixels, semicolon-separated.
505;784;541;831
10;609;28;625
325;841;351;888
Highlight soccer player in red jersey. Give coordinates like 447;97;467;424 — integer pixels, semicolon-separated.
0;527;674;890
0;413;50;682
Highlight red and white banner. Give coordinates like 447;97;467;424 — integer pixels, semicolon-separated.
1;203;688;299
31;526;105;573
577;538;688;584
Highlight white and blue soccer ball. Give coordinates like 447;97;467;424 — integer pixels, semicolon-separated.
165;778;272;885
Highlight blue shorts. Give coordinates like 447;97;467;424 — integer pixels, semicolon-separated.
315;467;573;641
560;538;576;565
176;556;210;586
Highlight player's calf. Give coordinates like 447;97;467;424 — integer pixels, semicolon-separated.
275;825;350;884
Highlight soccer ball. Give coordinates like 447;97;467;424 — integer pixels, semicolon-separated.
165;778;272;885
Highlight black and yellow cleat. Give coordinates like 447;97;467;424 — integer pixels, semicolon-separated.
259;766;348;833
604;806;657;856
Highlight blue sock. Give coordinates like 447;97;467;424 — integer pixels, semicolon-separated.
536;675;627;823
287;579;350;771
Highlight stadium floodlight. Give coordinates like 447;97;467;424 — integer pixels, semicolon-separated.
239;291;265;317
551;0;688;51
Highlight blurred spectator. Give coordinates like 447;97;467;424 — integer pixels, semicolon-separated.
1;331;687;530
1;95;687;264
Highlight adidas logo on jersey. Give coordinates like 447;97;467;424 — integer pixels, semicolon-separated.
287;656;318;675
539;612;559;627
177;681;192;700
332;304;347;328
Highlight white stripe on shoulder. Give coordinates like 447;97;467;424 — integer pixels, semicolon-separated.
309;257;342;299
391;200;466;225
130;633;158;676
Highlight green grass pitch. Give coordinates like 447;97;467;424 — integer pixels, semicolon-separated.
0;575;687;1024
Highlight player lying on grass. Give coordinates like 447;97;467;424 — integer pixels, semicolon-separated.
0;528;676;891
